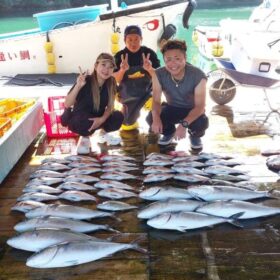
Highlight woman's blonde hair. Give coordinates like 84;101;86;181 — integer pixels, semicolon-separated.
90;53;116;112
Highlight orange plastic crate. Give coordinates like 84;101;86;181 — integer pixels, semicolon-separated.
44;96;77;138
0;117;12;137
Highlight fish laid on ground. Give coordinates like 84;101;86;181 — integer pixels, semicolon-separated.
204;165;246;175
65;155;99;162
41;157;71;165
195;200;280;219
143;159;173;166
26;177;64;186
7;228;100;252
146;153;174;160
14;216;118;233
147;211;243;231
198;152;232;161
57;181;96;191
210;174;250;182
29;170;67;179
102;166;138;173
97;188;137;199
63;174;100;183
174;174;209;183
17;192;59;202
139;186;192;201
100;171;137;181
26;239;146;268
38;162;71;171
25;204;114;220
172;161;206;168
66;167;102;175
137;199;205;219
204;159;241;167
97;201;137;211
94;180;135;191
102;160;137;167
188;185;273;201
68;161;101;168
143;166;174;175
58;190;97;202
23;185;62;194
172;155;201;162
171;166;209;176
11;200;46;213
143;173;173;183
100;154;136;162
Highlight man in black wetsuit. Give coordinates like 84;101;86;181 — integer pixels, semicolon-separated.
114;25;160;131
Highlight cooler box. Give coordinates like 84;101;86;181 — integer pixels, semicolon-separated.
44;96;77;138
34;4;108;31
230;33;280;78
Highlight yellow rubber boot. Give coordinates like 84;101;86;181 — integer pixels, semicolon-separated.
121;122;139;131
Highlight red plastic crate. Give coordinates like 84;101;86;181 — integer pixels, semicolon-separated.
44;96;77;138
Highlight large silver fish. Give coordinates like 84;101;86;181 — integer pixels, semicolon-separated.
174;174;209;183
26;177;64;186
204;165;246;175
26;239;146;268
41;157;71;165
14;216;118;233
26;204;114;220
57;181;96;191
68;161;101;168
97;201;137;211
65;155;99;162
211;174;250;182
143;159;173;166
102;160;137;167
63;174;100;183
143;166;174;175
172;161;206;168
139;186;192;201
66;167;102;175
38;162;71;171
198;152;232;161
17;192;59;202
137;199;205;219
172;155;201;163
29;170;66;179
195;200;280;219
58;190;97;202
102;166;138;172
146;153;174;160
94;180;135;191
100;171;137;181
171;166;209;176
11;200;46;213
100;154;136;162
23;185;63;194
143;173;173;183
204;159;241;167
97;188;137;199
188;185;273;201
147;211;243;231
7;228;99;252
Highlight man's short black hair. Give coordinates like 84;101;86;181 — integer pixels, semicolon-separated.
160;39;187;55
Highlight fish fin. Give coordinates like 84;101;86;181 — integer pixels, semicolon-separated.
178;227;188;232
228;212;245;228
66;260;79;266
267;188;277;198
191;194;206;202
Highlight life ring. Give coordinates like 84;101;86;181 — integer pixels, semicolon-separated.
158;24;177;48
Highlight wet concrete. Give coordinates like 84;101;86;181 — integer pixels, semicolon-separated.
0;85;280;279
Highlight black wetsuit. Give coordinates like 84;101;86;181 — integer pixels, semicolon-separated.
115;46;160;126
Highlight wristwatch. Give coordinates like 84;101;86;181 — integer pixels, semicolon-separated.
180;120;189;128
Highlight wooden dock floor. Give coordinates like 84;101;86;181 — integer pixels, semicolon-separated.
0;86;280;280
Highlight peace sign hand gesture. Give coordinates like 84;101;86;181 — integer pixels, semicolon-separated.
76;66;88;89
120;53;129;72
142;53;153;73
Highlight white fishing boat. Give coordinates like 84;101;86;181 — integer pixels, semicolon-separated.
0;0;195;75
192;0;280;61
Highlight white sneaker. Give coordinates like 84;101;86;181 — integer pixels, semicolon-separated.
106;133;121;146
76;136;91;154
97;130;107;144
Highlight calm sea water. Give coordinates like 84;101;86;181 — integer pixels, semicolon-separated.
0;7;254;72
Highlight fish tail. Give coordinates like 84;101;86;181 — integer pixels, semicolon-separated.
228;212;245;228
